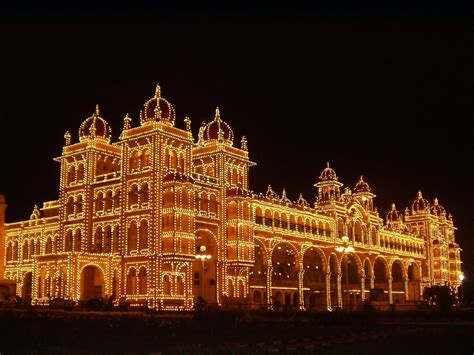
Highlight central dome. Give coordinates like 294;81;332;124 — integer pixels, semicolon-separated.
412;190;430;213
141;84;176;125
354;175;371;193
202;107;234;145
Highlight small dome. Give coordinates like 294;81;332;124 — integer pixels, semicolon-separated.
141;84;176;125
202;107;234;145
354;175;371;193
430;197;446;216
79;105;112;143
319;162;338;181
412;190;430;213
386;203;402;223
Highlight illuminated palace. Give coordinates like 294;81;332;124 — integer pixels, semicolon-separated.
0;85;463;310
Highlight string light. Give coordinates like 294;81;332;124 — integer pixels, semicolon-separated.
0;84;462;311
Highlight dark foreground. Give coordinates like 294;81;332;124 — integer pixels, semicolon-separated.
1;309;473;354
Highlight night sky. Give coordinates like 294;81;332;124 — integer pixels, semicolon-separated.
1;4;473;298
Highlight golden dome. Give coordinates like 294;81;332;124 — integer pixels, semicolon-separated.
202;107;234;145
79;105;112;143
141;84;176;125
319;162;338;181
411;190;430;213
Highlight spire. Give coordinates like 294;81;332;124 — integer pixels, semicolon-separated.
391;202;396;211
434;197;439;205
184;116;191;131
90;105;98;137
241;136;248;151
155;83;161;98
359;175;364;182
215;107;221;121
417;190;423;199
326;161;330;168
123;113;132;130
64;131;71;146
95;104;100;116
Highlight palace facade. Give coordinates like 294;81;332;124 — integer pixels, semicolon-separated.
0;85;463;310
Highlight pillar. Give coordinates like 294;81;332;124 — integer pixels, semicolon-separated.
361;277;366;301
266;265;272;308
388;276;393;304
404;279;409;301
325;272;332;311
298;269;304;310
337;272;342;308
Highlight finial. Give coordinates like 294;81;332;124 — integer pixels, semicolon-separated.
155;83;161;98
95;104;100;116
215;107;221;121
359;175;364;182
434;197;439;205
417;190;422;199
184;116;191;131
64;131;71;145
326;161;330;168
241;136;248;151
282;188;287;199
123;113;132;130
391;203;396;211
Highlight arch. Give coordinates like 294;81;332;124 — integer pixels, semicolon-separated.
105;191;113;211
371;226;377;246
138;267;147;294
163;274;171;295
29;239;35;256
81;265;105;301
140;183;149;205
128;221;138;253
74;228;82;252
255;207;263;225
265;209;273;227
176;275;184;296
302;247;326;309
76;194;83;214
95;192;104;212
139;219;148;250
363;257;373;290
66;196;75;216
325;222;332;237
6;242;12;261
391;260;405;302
113;225;120;253
104;225;112;253
337;218;344;238
22;272;33;303
340;253;362;307
76;163;85;182
45;237;52;254
209;194;218;215
22;240;29;259
141;148;151;168
407;262;421;301
250;240;267;285
67;165;76;185
271;242;299;307
128;184;139;206
130;150;140;170
127;268;137;295
65;229;73;252
194;229;218;303
95;226;103;253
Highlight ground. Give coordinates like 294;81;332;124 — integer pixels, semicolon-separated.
0;308;473;354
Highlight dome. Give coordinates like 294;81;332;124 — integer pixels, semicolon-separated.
79;105;112;143
141;84;176;125
412;190;430;213
430;197;446;216
386;203;402;223
319;162;338;181
202;107;234;145
354;175;371;193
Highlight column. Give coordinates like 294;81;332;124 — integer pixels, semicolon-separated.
370;275;375;289
266;265;272;308
325;272;332;311
388;276;393;304
404;278;409;301
337;272;342;308
361;277;366;301
298;268;304;310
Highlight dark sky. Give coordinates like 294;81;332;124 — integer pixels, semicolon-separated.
1;4;473;298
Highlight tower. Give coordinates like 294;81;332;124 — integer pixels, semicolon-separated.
0;195;7;278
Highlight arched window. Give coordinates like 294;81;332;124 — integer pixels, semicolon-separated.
113;190;120;210
178;152;185;173
66;196;75;216
127;268;137;295
113;226;120;253
128;221;138;253
95;192;104;212
177;276;184;295
35;239;41;255
22;241;29;259
6;242;12;261
140;183;149;205
138;267;147;294
45;237;52;254
170;150;178;169
355;221;362;243
371;227;377;246
200;192;209;213
141;148;151;168
130;151;140;170
325;222;332;237
65;230;73;252
76;164;84;182
232;168;237;186
30;239;35;256
139;220;148;250
165;148;170;168
128;185;139;207
104;225;112;253
95;227;103;253
67;165;76;185
163;275;171;295
74;229;82;252
76;195;83;214
105;191;113;211
208;194;218;214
